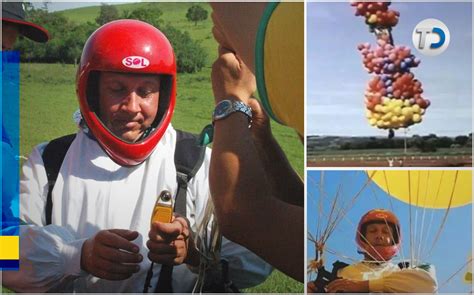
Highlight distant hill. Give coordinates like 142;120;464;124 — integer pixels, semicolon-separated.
58;2;217;65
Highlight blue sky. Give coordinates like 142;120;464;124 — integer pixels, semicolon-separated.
307;2;472;136
307;170;472;293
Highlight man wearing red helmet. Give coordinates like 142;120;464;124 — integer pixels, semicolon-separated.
2;20;271;292
308;209;437;293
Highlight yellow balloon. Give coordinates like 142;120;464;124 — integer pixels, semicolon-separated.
368;14;377;24
412;104;421;113
413;113;421;123
394;106;402;115
375;105;383;112
382;113;392;121
369;170;472;208
402;107;413;118
369;118;377;125
365;110;373;118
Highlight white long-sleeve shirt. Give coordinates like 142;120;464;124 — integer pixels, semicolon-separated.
338;260;438;293
2;126;272;292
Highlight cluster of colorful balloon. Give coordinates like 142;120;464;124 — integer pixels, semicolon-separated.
352;1;430;132
366;97;425;129
363;69;430;129
350;1;399;28
358;41;420;75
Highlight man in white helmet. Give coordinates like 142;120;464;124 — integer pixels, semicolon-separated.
2;19;271;292
308;209;438;293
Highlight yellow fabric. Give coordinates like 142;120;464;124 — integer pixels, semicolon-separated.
464;254;472;284
369;170;472;208
263;2;304;135
0;236;19;259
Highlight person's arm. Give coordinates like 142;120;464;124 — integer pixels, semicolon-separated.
209;48;303;282
210;2;267;74
248;99;303;207
186;148;273;288
2;144;87;292
2;144;143;292
327;264;438;293
369;265;438;293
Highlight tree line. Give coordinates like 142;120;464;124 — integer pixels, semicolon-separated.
308;133;472;153
15;3;209;74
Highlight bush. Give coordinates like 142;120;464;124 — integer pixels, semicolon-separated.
161;25;207;73
186;5;208;26
95;3;119;25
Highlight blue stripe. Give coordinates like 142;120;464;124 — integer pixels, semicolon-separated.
0;260;19;270
1;51;20;234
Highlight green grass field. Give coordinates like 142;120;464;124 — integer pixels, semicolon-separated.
7;2;304;293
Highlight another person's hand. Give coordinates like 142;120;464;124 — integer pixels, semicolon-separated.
247;98;271;142
81;229;142;280
146;216;197;266
306;281;319;293
211;46;256;104
326;278;369;293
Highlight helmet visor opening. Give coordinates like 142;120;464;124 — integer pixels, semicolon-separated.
86;71;173;144
360;221;399;245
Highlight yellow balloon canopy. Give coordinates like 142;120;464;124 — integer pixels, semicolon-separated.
368;170;472;209
255;2;304;136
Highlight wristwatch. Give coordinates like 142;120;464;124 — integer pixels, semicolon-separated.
212;99;252;126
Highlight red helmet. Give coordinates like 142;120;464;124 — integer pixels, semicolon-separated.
76;20;176;166
356;209;401;261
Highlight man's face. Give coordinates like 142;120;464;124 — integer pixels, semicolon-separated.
364;223;394;247
2;22;20;50
98;72;160;143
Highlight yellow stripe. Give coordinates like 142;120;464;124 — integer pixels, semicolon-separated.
0;236;19;259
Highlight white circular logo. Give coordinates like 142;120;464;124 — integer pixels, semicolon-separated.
122;56;150;69
412;18;450;56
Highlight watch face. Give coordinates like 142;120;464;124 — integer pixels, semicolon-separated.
214;100;232;120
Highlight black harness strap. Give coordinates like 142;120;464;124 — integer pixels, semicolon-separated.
154;130;206;293
312;260;349;293
42;134;76;225
173;129;207;217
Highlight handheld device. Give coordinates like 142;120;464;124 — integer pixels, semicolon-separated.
151;190;173;224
